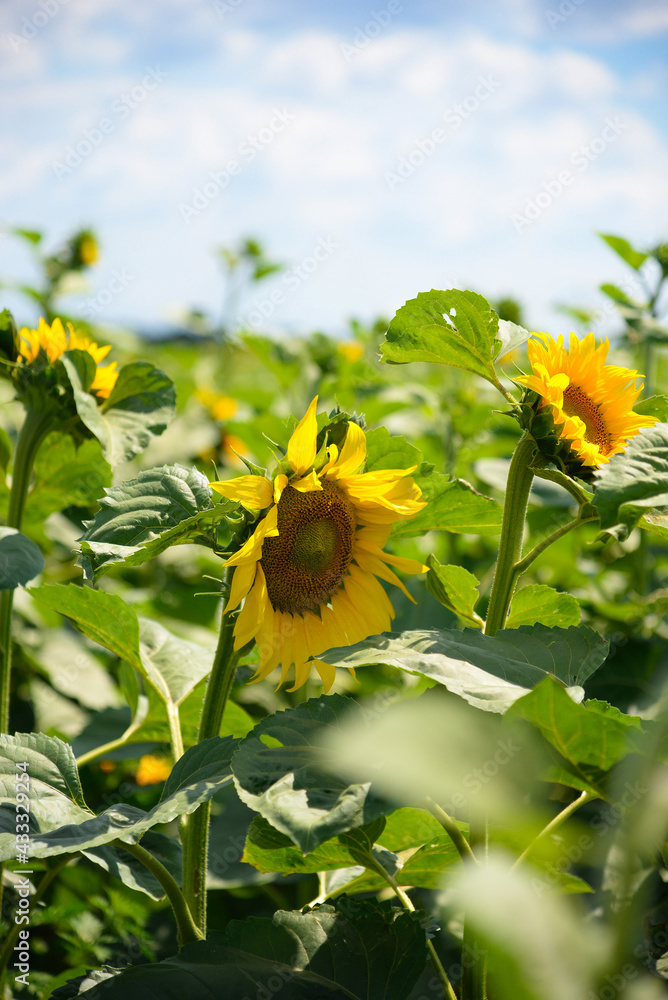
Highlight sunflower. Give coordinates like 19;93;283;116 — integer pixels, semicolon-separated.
515;332;656;469
17;317;118;399
210;397;427;691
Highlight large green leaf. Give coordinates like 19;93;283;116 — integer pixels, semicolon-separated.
507;676;646;772
30;584;143;672
364;426;422;471
29;585;215;707
392;470;502;537
594;423;668;540
382;289;505;390
0;527;44;589
78;464;229;580
505;585;580;629
324;624;608;713
231;695;391;853
244;809;463;893
0;735;234;860
61;357;176;466
53;900;427;999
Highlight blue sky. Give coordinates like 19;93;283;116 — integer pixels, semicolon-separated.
1;0;667;338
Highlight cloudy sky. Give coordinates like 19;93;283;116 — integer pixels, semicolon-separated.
1;0;667;338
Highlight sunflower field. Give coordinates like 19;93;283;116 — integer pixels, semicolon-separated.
2;227;668;1000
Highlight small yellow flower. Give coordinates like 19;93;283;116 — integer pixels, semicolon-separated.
196;389;238;422
337;341;364;363
18;317;118;399
516;332;657;469
210;398;428;692
135;754;172;786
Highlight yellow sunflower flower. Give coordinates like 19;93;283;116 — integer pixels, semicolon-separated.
135;753;172;786
515;332;657;469
210;397;428;692
17;317;118;399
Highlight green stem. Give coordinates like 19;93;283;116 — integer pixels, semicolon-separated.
461;816;488;1000
381;872;457;1000
512;514;599;581
181;581;239;934
484;433;537;636
0;407;54;734
0;408;55;922
0;857;69;990
512;790;596;870
425;797;478;865
113;840;203;946
76;734;136;769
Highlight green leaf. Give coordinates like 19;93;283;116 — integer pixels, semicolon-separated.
426;555;483;627
78;464;227;581
635;395;668;422
0;732;86;812
30;584;143;673
496;319;530;358
599;232;648;271
83;830;182;899
244;806;463;894
0;528;44;589
29;584;216;709
244;814;363;874
61;358;176;466
392;470;502;537
232;695;391;853
0;735;234;860
364;426;422;472
593;423;668;541
324;624;607;713
52;900;427;1000
599;283;639;307
505;585;580;629
26;434;111;526
382;288;504;390
507;676;645;771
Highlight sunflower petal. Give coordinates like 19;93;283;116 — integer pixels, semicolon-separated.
326;421;366;479
211;475;273;509
233;564;269;649
287;396;319;475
